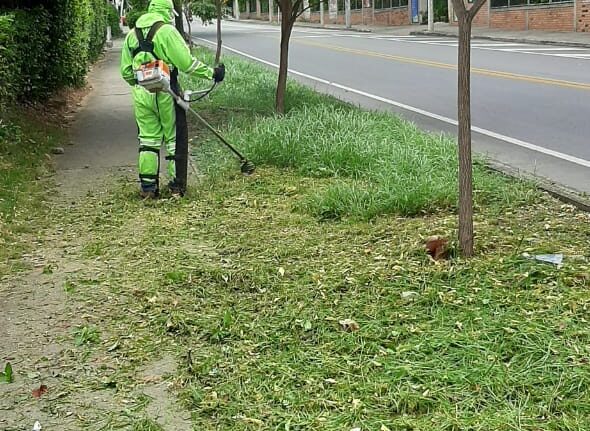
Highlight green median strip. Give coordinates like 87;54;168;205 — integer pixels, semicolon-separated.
2;46;589;430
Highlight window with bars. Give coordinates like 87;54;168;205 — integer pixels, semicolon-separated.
375;0;408;8
491;0;571;7
337;0;363;10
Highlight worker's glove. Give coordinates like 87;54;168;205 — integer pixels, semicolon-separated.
213;64;225;83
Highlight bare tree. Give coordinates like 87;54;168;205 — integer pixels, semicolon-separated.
275;0;316;113
174;0;193;42
184;1;194;46
449;0;486;257
215;0;223;64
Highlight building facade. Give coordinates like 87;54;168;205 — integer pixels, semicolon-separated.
235;0;428;27
234;0;589;31
448;0;590;31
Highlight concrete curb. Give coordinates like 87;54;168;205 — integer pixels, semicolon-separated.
227;18;376;33
485;159;590;213
410;30;590;49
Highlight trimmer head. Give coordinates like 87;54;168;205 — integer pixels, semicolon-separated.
240;159;256;176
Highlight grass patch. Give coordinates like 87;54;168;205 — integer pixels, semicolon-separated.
2;46;589;430
60;169;590;430
0;109;63;274
184;47;538;220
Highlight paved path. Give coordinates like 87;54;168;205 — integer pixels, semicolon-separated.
56;41;137;197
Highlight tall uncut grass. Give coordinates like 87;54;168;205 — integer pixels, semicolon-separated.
186;48;538;219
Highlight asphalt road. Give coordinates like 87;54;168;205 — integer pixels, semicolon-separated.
192;21;590;194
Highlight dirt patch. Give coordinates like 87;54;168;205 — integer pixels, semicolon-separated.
140;355;193;431
0;233;113;431
0;45;144;430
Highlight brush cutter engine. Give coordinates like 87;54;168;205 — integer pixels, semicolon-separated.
135;60;171;93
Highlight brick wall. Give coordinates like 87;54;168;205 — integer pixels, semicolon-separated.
578;0;590;31
528;5;574;31
489;8;526;29
246;4;408;26
470;0;489;26
309;12;322;22
373;7;410;25
466;0;577;31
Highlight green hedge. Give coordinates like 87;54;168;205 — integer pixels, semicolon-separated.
108;5;123;38
0;0;111;104
126;8;146;29
0;15;16;102
0;8;50;102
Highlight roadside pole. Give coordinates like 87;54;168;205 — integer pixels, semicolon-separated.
345;0;351;28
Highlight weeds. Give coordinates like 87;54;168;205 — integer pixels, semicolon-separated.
185;48;538;220
1;46;589;431
73;325;100;346
0;111;62;275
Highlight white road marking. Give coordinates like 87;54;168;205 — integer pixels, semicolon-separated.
193;36;590;169
470;43;524;47
497;47;584;51
220;23;590;60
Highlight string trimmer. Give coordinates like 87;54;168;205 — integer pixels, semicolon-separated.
136;60;256;176
178;83;256;176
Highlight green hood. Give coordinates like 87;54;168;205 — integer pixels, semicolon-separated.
136;0;175;27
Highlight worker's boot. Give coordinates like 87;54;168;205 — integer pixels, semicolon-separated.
168;180;185;198
140;183;159;200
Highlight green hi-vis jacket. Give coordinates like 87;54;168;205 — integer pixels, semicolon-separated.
120;12;212;86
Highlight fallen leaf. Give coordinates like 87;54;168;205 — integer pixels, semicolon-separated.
278;267;285;277
400;291;419;302
141;375;162;384
339;319;360;332
425;235;448;261
32;384;48;398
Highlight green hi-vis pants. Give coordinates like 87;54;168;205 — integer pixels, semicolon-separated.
133;85;177;188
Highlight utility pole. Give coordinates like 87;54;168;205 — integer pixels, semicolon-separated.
269;0;273;21
234;0;240;19
320;0;324;24
345;0;351;28
428;0;434;31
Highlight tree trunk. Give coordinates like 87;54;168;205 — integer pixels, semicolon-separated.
215;0;223;64
457;14;474;257
174;0;185;35
184;4;192;47
275;2;293;114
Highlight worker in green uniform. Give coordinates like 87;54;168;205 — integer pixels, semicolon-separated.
120;0;225;198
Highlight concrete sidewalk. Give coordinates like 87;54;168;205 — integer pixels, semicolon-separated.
411;22;590;48
232;18;590;48
56;39;137;197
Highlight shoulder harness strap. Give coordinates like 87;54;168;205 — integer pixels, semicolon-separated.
131;21;165;59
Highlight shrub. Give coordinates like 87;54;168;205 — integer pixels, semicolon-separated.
0;8;51;103
126;8;146;29
0;0;111;103
108;4;123;38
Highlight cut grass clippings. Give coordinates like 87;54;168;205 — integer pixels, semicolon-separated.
0;110;62;274
1;45;589;430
